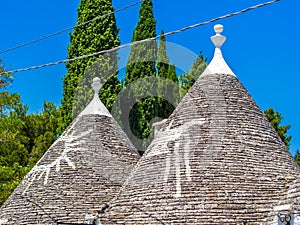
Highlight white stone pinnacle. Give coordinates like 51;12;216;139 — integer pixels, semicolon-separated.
201;24;235;77
211;24;226;48
91;77;102;95
79;77;112;117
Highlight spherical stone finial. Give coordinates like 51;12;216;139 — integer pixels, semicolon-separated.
93;77;101;83
91;77;102;94
214;24;224;34
211;24;226;48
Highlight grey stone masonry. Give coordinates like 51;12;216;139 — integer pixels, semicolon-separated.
106;72;300;225
0;114;140;224
106;25;300;224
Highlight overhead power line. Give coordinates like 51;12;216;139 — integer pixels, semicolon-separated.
0;0;144;55
1;0;279;76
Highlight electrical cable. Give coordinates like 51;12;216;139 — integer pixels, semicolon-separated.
1;0;279;75
0;0;144;55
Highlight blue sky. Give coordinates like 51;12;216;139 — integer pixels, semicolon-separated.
0;0;299;155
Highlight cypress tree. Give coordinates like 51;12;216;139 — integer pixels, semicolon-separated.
168;64;178;83
189;52;207;80
157;31;169;79
123;0;157;152
157;31;178;83
157;31;179;121
59;0;121;133
125;0;157;85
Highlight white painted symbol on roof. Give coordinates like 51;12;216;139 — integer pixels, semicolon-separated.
147;116;206;198
22;120;93;194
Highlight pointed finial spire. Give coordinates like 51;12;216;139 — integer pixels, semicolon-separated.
91;77;102;96
201;24;235;77
211;24;226;48
79;77;111;117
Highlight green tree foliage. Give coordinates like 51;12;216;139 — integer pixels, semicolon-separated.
0;64;28;166
0;67;28;204
0;100;58;205
295;150;300;166
25;102;59;166
264;108;292;148
189;52;207;80
123;0;157;152
124;0;157;85
0;98;59;205
0;63;59;205
0;163;30;206
157;31;179;121
0;62;13;90
179;52;207;97
59;0;121;133
0;95;28;166
157;31;169;78
179;73;194;97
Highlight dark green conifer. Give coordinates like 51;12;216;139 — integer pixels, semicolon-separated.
125;0;157;85
59;0;121;133
157;31;179;122
123;0;157;152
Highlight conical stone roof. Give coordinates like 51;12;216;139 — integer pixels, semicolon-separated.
106;25;300;224
0;77;140;225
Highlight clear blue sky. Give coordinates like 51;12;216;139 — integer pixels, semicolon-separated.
0;0;299;155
